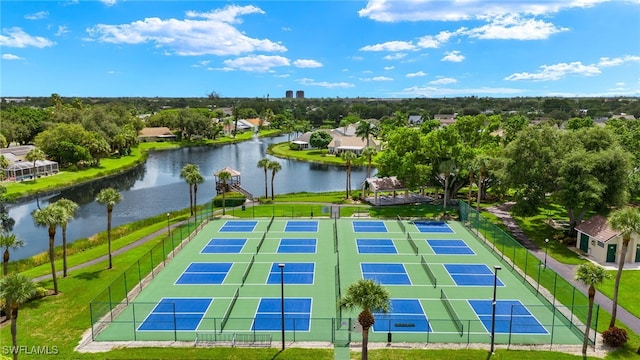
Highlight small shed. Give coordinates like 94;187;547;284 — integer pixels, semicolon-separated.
575;215;640;264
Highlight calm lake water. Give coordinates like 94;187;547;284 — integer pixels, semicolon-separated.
8;135;372;260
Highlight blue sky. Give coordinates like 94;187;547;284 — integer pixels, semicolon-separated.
1;0;639;98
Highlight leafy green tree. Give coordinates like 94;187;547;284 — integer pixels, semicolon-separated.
0;186;14;232
566;117;594;130
438;160;457;216
180;164;199;216
0;134;6;148
501;115;529;144
25;148;46;180
218;170;231;215
54;198;78;277
192;169;205;218
33;204;67;294
1;233;24;276
309;130;332;153
608;207;640;328
356;120;377;147
257;158;270;199
575;263;609;356
0;273;36;360
0;155;8;181
268;161;282;201
339;279;390;360
340;152;358;199
361;147;378;179
96;188;122;269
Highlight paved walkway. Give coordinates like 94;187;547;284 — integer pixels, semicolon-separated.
485;202;640;335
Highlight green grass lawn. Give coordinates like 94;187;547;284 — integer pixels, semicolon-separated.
600;270;640;319
268;142;379;166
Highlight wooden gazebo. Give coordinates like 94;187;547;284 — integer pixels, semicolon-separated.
214;166;241;194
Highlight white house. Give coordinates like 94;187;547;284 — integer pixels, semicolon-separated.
575;215;640;264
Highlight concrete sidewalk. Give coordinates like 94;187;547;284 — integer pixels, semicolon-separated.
485;202;640;335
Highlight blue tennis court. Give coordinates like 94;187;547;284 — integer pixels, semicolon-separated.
353;221;388;233
138;298;212;331
252;298;312;331
201;238;246;254
284;220;318;232
444;264;504;286
220;220;257;232
266;262;315;284
356;239;397;254
427;239;475;255
361;263;411;285
414;221;454;233
278;238;317;253
175;262;232;285
469;300;548;334
373;299;430;332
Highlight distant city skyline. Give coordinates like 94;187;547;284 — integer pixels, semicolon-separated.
1;1;639;98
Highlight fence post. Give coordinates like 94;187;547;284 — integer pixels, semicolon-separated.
137;260;143;291
123;272;128;305
552;273;558;306
550;305;556;349
523;253;528;283
132;303;137;341
90;303;95;341
108;286;113;321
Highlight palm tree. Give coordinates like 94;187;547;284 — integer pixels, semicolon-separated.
25;147;46;181
218;171;231;215
191;170;205;218
356;120;376;148
339;279;390;360
268;161;281;201
54;198;78;277
361;147;377;180
608;207;640;328
575;262;609;356
96;188;122;269
438;160;457;216
33;204;66;294
180;163;199;216
1;232;24;276
257;158;271;199
0;273;36;360
340;151;357;199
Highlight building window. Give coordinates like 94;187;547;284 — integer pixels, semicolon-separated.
597;241;605;248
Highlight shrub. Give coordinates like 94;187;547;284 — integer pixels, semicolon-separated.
213;192;247;207
602;326;628;347
33;287;49;299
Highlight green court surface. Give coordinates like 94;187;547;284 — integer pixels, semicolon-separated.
93;218;583;346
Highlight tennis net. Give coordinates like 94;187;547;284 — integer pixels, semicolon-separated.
421;255;437;288
440;289;464;336
256;232;267;253
407;233;419;255
241;255;255;286
266;216;275;232
221;287;239;332
397;215;406;233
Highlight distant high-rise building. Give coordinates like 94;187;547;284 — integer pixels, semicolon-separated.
296;90;304;99
285;90;293;98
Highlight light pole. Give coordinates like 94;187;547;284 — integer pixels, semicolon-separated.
544;238;550;269
166;213;170;237
279;263;285;351
490;265;502;354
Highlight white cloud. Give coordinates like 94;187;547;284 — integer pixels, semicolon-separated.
0;27;55;48
223;55;290;72
274;74;290;78
101;0;117;6
383;53;407;60
400;85;525;97
505;61;601;81
406;71;426;78
384;66;395;70
192;60;211;67
294;59;323;68
24;11;49;20
598;55;640;67
281;26;292;32
361;76;394;81
429;77;457;85
360;40;417;52
464;15;568;40
2;54;23;60
441;50;464;62
55;26;70;36
87;5;286;56
358;0;609;22
297;78;355;88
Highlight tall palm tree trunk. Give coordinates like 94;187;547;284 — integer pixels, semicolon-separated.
48;226;58;294
10;307;18;360
263;169;268;199
609;239;629;328
188;185;194;216
107;208;113;269
3;249;9;276
193;183;199;219
271;173;276;200
62;224;68;277
362;327;370;360
583;287;595;355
